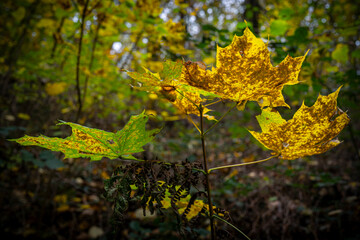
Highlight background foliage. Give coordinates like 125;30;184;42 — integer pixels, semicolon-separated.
1;0;359;239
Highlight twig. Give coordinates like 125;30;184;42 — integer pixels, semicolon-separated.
50;17;65;59
187;115;201;134
208;154;279;173
82;17;102;105
75;0;90;121
213;214;251;240
204;102;238;135
204;99;222;107
82;0;112;104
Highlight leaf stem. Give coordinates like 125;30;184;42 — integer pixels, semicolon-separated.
208;154;279;173
204;99;222;107
199;104;216;240
187;116;201;134
204;102;238;136
212;214;251;240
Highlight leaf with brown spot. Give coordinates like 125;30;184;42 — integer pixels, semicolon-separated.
127;60;217;120
12;112;160;161
249;87;350;160
181;27;308;108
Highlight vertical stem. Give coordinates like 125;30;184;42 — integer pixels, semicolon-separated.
199;104;216;240
75;0;90;121
82;18;102;105
50;17;65;59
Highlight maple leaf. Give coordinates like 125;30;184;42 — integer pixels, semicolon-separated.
181;26;308;108
127;60;216;119
12;112;160;161
249;87;350;160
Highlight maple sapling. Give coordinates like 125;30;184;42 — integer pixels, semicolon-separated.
12;25;349;239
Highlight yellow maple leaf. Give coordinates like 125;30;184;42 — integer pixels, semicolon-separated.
181;26;308;108
127;60;216;120
249;87;350;160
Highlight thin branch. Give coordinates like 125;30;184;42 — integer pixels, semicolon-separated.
204;102;238;136
75;0;90;122
187;115;201;133
50;17;65;59
213;214;251;240
208;154;279;173
82;0;113;104
82;18;102;105
204;99;222;107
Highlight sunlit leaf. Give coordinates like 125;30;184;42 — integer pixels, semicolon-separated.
182;26;308;108
249;87;350;160
12;112;160;161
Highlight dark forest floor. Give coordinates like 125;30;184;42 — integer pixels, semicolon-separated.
1;114;360;240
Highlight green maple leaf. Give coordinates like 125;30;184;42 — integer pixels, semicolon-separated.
11;111;160;161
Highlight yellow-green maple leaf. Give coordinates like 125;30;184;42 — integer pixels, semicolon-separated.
127;60;216;120
249;87;350;160
12;112;160;161
181;27;308;108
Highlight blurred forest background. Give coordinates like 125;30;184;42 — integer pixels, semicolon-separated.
1;0;359;239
